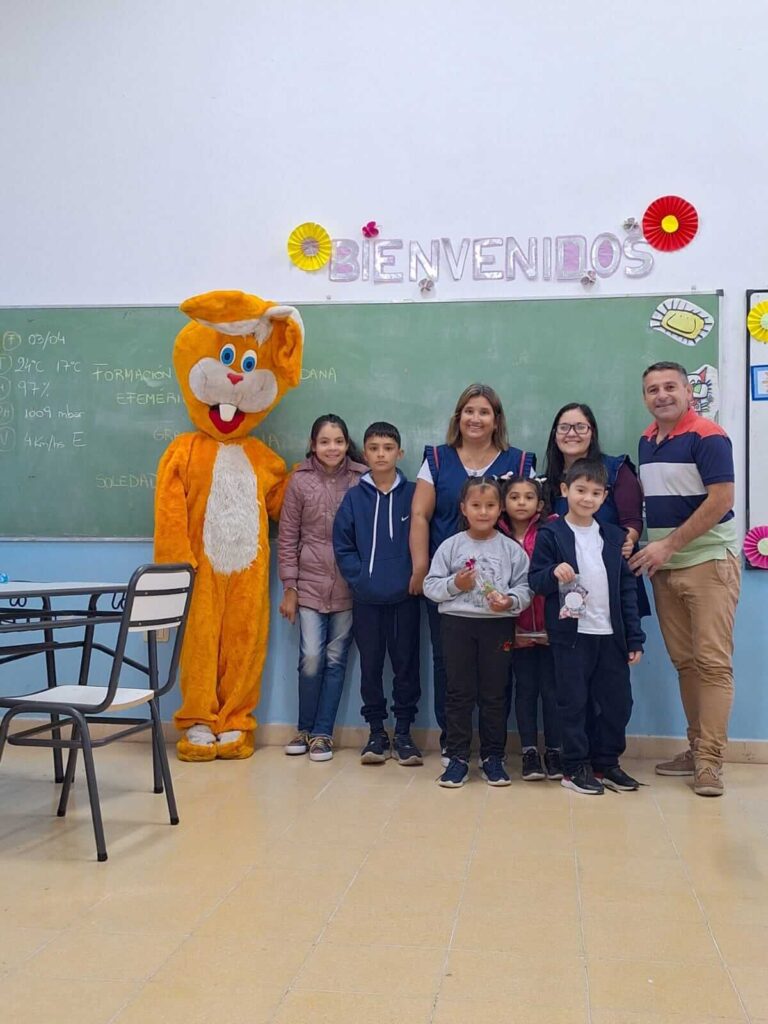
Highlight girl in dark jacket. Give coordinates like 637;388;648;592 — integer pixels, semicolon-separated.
497;476;562;783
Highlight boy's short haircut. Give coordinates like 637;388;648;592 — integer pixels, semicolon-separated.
642;360;689;385
564;458;608;488
364;421;401;447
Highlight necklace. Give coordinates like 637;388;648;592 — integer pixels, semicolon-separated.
459;444;497;471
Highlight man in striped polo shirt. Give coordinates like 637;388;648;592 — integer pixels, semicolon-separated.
630;361;740;797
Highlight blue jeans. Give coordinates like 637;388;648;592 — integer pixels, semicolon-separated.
297;608;354;737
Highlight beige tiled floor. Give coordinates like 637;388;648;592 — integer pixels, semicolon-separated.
1;743;767;1023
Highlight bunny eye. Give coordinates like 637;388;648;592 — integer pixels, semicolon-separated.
220;344;236;367
241;349;257;373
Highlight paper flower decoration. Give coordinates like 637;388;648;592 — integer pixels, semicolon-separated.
362;221;379;238
743;525;768;569
747;301;768;344
287;222;332;271
642;196;699;251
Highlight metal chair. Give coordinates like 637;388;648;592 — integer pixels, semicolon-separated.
0;564;194;861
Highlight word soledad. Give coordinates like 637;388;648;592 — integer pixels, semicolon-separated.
328;234;653;284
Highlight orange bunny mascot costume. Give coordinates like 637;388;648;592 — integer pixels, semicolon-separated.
154;290;303;761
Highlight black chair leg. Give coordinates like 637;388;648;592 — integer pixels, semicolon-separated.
50;713;65;783
56;724;80;818
76;716;108;862
150;701;179;825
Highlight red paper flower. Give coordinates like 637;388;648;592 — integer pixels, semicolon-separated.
464;558;476;571
362;221;379;238
642;196;699;251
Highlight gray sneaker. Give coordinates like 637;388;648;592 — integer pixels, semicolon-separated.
308;735;334;762
655;749;694;776
284;730;311;755
693;762;724;797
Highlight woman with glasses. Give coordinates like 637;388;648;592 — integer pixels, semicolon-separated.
541;402;650;616
542;403;642;552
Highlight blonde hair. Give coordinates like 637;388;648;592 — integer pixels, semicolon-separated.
445;383;509;450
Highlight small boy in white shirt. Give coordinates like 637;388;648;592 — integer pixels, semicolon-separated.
529;459;645;795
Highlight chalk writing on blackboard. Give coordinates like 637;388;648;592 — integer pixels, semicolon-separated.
300;367;337;382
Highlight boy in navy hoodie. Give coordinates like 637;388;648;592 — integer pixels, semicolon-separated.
333;422;422;765
529;459;645;795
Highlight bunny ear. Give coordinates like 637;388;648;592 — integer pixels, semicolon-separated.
264;305;300;321
261;306;304;387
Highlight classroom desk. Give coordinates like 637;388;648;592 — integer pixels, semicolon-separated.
0;580;161;785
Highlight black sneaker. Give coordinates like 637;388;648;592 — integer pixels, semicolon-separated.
521;749;546;781
438;757;469;788
544;748;564;780
393;732;423;766
596;765;640;792
561;764;604;795
481;755;511;787
360;730;390;764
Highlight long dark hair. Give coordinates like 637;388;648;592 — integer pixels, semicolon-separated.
456;475;502;531
541;403;602;510
306;413;364;463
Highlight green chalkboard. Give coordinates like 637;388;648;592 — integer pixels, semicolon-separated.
0;294;720;537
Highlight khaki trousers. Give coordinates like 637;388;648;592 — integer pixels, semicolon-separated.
651;553;740;766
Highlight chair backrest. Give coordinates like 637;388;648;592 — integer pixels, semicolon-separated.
126;566;194;634
103;563;195;702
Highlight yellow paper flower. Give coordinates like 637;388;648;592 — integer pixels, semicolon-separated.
747;301;768;344
287;222;332;271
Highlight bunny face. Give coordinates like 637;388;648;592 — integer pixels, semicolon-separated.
174;292;304;440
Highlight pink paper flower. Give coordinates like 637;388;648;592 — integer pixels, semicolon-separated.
362;221;379;238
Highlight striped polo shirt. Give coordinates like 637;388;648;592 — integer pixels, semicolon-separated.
638;408;738;569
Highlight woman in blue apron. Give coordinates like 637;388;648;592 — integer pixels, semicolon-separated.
409;383;537;763
541;402;651;617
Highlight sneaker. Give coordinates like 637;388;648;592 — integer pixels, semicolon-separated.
521;749;546;781
441;747;450;768
693;762;724;797
284;730;310;756
596;765;640;792
438;757;469;788
360;730;390;764
393;732;423;766
308;735;334;762
544;748;564;780
561;764;604;795
481;755;512;787
655;748;694;776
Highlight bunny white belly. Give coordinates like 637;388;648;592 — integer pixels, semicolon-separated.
203;444;260;574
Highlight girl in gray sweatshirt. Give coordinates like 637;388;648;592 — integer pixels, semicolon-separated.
424;476;532;788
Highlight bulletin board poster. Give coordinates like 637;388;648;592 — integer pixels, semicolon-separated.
745;290;768;569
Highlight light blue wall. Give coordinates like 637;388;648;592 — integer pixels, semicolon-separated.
2;541;766;740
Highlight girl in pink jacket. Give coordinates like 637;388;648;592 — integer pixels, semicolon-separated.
497;476;563;783
278;414;366;762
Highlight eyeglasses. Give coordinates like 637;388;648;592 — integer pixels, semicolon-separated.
556;422;591;436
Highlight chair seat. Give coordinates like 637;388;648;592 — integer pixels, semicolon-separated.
12;685;155;711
